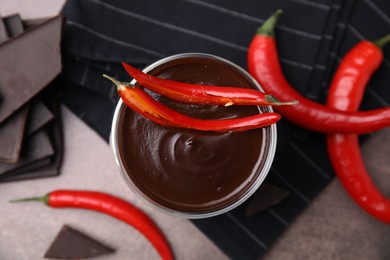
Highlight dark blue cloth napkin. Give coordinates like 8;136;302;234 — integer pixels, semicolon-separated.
58;0;390;259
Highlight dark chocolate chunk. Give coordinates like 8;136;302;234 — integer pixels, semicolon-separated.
0;15;63;123
3;14;24;37
0;167;58;182
25;98;54;137
44;225;115;259
0;158;53;182
245;184;291;217
0;14;9;43
0;93;63;182
8;157;52;175
0;105;28;163
0;128;54;175
0;13;28;164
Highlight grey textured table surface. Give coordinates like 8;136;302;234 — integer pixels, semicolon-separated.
0;105;228;260
264;127;390;260
1;1;390;259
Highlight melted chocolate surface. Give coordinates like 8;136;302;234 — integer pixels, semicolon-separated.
119;56;270;213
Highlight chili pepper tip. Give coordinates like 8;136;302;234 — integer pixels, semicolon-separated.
256;9;283;37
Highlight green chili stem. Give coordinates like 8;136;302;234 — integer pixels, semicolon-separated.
9;194;49;205
265;95;299;106
103;74;128;90
256;9;283;37
372;34;390;49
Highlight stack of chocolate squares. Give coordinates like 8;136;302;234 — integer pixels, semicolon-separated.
0;13;64;183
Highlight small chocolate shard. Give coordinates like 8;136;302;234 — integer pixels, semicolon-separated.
0;106;29;163
245;183;291;217
3;13;24;37
0;128;54;175
25;98;54;137
0;167;58;182
44;225;115;259
0;157;52;179
0;14;9;43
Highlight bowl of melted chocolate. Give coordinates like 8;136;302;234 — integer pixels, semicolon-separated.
111;53;277;218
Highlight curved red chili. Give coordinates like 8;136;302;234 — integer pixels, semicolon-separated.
247;10;390;134
103;74;280;132
11;190;175;260
326;38;390;223
121;62;298;107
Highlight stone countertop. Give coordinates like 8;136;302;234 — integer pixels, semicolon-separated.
264;126;390;260
0;105;228;260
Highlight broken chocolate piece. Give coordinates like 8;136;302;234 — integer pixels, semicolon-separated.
0;93;63;182
3;14;24;37
0;128;54;175
0;14;9;43
0;165;58;182
0;105;29;163
245;184;291;217
1;157;52;178
0;13;28;164
25;98;54;137
44;225;115;259
0;15;63;123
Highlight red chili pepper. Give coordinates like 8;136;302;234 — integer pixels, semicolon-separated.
121;62;298;107
103;74;280;132
11;190;174;260
247;10;390;134
326;37;390;223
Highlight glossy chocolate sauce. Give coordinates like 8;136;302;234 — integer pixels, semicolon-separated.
118;56;271;213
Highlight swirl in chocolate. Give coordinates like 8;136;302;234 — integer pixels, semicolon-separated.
118;56;271;213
